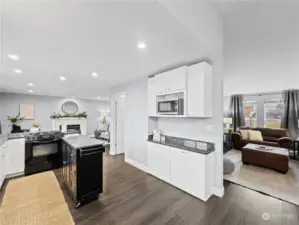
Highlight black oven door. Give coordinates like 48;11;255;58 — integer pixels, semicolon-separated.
25;139;62;175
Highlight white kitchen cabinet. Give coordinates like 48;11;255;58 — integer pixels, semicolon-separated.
170;147;185;190
155;66;187;93
5;139;25;177
147;142;214;202
182;150;206;199
147;77;157;116
147;142;171;182
187;62;212;117
0;147;6;189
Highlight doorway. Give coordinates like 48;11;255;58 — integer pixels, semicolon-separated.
110;93;126;155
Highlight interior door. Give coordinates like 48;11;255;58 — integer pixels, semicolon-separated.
116;95;125;154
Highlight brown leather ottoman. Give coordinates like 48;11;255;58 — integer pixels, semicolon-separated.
242;144;289;173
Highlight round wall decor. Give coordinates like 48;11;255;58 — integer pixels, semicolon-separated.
61;101;79;114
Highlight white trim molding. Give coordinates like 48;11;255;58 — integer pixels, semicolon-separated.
125;157;148;173
212;186;225;198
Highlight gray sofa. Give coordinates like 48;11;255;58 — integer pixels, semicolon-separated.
94;119;110;141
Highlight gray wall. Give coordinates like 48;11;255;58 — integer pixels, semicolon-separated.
0;92;110;134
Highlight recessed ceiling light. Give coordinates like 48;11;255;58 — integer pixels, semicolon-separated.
13;69;22;74
91;72;98;78
137;42;146;49
60;76;66;81
28;90;34;93
28;83;34;86
8;54;19;61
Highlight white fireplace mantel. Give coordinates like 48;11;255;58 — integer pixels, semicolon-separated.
52;118;87;135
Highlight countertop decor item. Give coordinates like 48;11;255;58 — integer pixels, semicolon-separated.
7;113;24;124
7;113;24;132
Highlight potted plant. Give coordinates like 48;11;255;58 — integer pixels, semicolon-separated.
7;113;24;132
228;128;233;134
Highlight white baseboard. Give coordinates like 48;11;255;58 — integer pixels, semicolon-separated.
213;186;225;198
125;158;148;173
109;151;116;156
6;171;24;179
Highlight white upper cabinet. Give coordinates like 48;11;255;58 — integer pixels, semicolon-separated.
147;62;212;117
147;77;157;116
155;66;187;93
187;62;212;118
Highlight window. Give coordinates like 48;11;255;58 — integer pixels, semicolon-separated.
264;99;284;128
244;101;257;128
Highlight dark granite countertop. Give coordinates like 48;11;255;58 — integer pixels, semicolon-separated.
147;135;215;155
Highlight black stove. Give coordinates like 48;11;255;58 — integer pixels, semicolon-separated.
25;131;64;176
25;131;64;142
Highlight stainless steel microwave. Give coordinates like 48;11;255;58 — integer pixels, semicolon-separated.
157;98;184;115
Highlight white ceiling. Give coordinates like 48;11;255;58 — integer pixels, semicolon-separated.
222;0;299;95
0;0;207;100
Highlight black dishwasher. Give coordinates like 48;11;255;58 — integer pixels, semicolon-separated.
62;140;105;207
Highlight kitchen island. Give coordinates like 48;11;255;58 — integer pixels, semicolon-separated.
61;135;106;208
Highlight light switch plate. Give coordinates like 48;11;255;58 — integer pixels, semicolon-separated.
206;125;213;132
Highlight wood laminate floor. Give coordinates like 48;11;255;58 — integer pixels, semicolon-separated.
1;152;299;225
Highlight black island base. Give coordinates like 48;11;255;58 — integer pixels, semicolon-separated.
61;136;106;208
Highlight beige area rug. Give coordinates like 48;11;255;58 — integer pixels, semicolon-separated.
224;149;299;206
0;171;74;225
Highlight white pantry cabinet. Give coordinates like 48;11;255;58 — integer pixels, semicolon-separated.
187;62;212;117
147;142;214;201
147;77;157;116
155;66;187;93
4;139;25;178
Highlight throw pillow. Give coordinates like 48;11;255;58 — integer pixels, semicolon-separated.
240;130;250;140
249;130;263;141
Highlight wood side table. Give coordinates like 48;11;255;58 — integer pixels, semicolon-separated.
224;133;233;149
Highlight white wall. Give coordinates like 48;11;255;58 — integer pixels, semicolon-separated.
111;0;224;197
160;0;224;197
0;92;110;134
223;1;299;96
111;77;148;164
